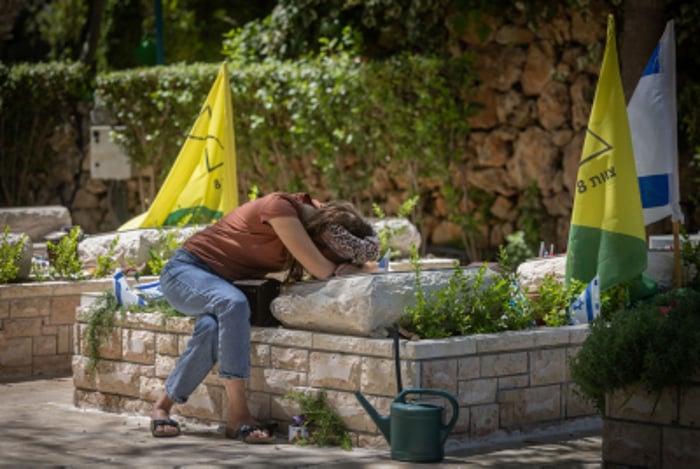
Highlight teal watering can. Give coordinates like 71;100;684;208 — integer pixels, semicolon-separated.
354;388;459;463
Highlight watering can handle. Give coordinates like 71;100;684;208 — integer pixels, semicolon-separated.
395;388;460;433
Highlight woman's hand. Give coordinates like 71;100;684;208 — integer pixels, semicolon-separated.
334;261;379;276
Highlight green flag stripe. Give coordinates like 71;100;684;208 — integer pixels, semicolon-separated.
566;224;647;292
164;206;223;226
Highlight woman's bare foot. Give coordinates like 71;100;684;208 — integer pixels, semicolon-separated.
221;379;275;443
225;420;275;443
151;392;180;437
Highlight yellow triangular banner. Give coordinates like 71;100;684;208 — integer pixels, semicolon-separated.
565;15;647;292
118;62;238;230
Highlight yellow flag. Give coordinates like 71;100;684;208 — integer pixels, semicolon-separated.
119;62;238;230
565;15;646;292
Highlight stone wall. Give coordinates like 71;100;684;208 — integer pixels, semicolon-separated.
0;279;113;380
448;4;609;252
72;307;598;448
603;383;700;468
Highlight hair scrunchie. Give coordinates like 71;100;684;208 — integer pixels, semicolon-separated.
320;223;380;264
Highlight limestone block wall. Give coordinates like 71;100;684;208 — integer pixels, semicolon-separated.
603;382;700;468
0;279;113;380
72;308;597;448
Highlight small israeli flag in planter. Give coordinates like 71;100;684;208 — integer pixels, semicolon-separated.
569;275;601;324
113;269;147;307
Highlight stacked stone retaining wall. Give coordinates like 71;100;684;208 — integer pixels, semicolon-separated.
0;280;113;380
603;384;700;468
0;279;155;381
72;307;597;448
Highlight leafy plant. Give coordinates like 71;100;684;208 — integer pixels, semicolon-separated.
145;228;182;276
501;231;534;274
84;290;183;368
570;288;700;414
680;230;700;290
517;181;545;250
0;227;26;283
84;291;124;369
284;389;352;450
46;226;85;280
372;195;419;259
93;235;120;278
529;274;584;327
401;244;534;338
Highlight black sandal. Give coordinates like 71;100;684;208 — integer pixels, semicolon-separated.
226;424;276;444
151;418;181;437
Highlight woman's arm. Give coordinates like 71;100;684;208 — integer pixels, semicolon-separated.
268;216;336;280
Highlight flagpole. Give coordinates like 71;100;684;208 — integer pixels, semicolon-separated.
673;220;681;288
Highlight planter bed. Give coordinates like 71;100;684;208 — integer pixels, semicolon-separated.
72;305;597;448
603;383;700;468
0;279;135;380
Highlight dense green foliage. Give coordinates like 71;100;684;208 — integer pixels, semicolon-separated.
94;63;218;180
531;274;585;327
221;0;604;61
401;245;534;338
0;61;92;207
1;0;275;70
570;288;700;414
96;54;476;214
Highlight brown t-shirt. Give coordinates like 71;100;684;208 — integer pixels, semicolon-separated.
183;192;317;281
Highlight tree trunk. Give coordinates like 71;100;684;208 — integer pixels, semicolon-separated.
79;0;106;67
619;0;665;103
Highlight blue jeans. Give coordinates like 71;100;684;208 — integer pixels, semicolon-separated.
159;248;251;403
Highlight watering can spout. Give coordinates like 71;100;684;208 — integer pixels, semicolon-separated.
354;391;391;442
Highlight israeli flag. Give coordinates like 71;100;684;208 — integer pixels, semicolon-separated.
135;280;163;301
569;275;601;324
113;269;147;307
627;20;684;225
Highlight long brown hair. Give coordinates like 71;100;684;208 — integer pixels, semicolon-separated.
285;201;373;282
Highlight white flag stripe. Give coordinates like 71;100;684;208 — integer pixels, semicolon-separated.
627;20;684;225
569;275;601;325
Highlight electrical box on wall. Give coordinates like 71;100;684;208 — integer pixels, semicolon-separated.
90;125;131;180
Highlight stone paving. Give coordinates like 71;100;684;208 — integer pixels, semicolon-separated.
0;377;603;467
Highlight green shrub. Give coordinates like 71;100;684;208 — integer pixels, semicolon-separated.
46;226;85;280
144;228;183;276
96;55;477;225
401;245;534;338
0;227;27;283
570;288;700;414
530;274;584;327
93;236;120;278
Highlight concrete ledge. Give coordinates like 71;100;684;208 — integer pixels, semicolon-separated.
271;266;494;338
0;206;72;242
